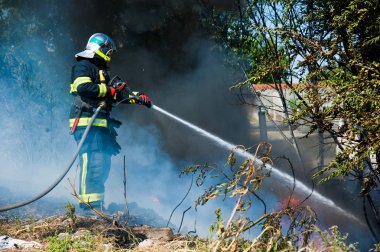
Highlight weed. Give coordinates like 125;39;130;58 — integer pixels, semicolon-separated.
26;215;37;233
182;144;365;251
65;201;77;233
46;232;96;252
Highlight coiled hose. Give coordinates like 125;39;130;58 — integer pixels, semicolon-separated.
0;106;103;212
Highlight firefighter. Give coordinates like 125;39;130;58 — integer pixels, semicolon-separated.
69;33;151;212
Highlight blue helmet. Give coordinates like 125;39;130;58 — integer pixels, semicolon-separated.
75;33;116;63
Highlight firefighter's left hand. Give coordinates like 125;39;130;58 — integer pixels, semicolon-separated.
138;94;152;108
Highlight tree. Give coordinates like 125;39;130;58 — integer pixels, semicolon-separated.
200;0;380;239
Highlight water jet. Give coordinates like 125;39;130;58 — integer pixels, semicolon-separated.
152;104;362;224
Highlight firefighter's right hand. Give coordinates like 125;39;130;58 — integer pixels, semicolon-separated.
109;82;127;99
138;94;152;108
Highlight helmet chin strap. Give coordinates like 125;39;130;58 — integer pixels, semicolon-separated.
95;49;111;62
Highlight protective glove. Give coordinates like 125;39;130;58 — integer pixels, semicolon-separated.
109;82;127;99
138;94;152;108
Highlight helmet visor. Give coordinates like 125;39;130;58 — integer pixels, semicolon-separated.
102;36;116;57
88;33;116;57
102;45;115;56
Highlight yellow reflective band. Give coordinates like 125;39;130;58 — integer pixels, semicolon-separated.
70;83;76;93
79;153;104;204
74;76;92;85
95;50;111;62
81;153;88;195
99;70;106;83
78;193;104;203
132;91;140;96
98;83;107;97
69;118;108;128
70;76;92;93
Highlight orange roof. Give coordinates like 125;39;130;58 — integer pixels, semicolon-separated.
253;83;299;91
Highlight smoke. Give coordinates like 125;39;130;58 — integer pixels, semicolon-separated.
0;0;250;228
0;45;73;198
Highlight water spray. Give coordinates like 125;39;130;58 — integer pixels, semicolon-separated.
151;104;362;223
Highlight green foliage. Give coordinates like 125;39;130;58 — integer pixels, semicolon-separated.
203;0;380;196
65;201;77;229
47;235;72;252
208;208;224;236
47;232;96;252
315;226;359;251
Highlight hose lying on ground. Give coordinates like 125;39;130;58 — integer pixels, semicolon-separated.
0;106;103;212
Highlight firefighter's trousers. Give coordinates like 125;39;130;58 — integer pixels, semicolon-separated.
73;127;112;210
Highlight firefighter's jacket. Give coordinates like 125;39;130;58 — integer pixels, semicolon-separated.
69;57;134;156
69;57;113;129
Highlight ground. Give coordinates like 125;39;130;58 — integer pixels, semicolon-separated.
0;214;206;251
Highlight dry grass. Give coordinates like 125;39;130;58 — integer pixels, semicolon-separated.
0;214;366;251
0;215;211;251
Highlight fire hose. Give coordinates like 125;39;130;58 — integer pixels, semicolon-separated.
0;105;103;212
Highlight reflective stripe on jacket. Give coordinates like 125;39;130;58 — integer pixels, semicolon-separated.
69;58;111;98
69;118;108;128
